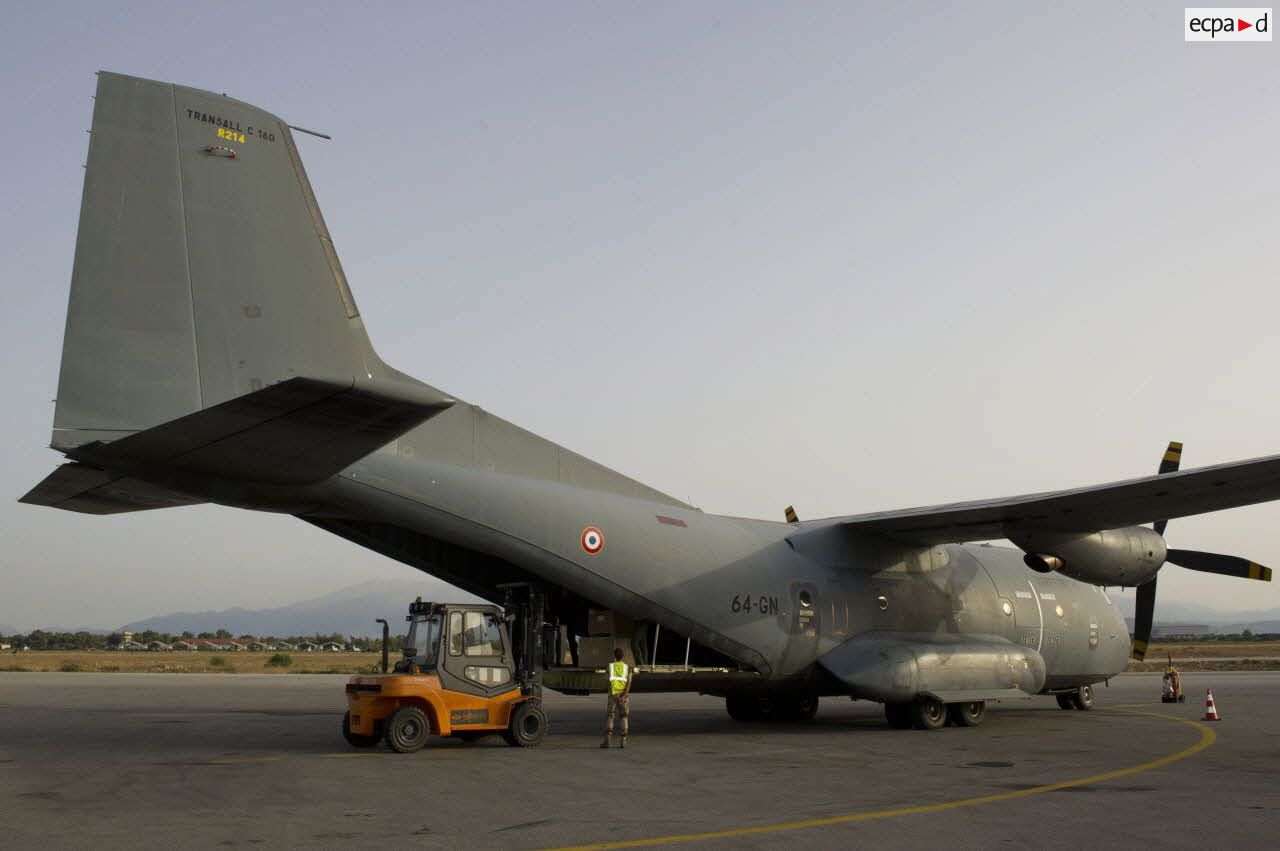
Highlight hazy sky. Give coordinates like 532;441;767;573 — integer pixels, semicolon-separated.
2;2;1278;630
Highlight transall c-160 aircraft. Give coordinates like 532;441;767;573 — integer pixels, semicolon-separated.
22;72;1278;731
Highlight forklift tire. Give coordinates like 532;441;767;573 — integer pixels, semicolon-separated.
1070;685;1095;711
342;711;380;748
1056;694;1075;710
385;706;431;753
948;701;985;727
503;701;547;747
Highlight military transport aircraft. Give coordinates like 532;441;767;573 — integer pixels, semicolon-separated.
22;73;1277;730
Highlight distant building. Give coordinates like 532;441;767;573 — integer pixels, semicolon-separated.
297;641;319;652
172;641;197;651
320;641;344;652
147;640;172;651
273;641;295;651
121;639;148;651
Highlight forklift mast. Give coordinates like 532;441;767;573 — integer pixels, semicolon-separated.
500;583;545;696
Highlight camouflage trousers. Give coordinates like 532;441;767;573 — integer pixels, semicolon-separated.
604;693;630;738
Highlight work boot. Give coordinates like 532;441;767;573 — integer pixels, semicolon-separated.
620;737;627;749
599;738;610;749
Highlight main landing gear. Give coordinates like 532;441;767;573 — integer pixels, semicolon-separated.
884;697;986;730
1055;685;1095;711
725;693;820;722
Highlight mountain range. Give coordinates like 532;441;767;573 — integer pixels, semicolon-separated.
120;577;482;637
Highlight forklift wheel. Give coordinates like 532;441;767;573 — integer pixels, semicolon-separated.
342;711;380;748
503;701;548;747
385;706;431;753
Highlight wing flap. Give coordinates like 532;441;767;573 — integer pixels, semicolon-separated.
809;454;1280;545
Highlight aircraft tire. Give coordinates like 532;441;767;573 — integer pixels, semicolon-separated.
1070;685;1095;711
792;694;819;721
384;706;430;753
342;711;380;748
726;694;766;722
911;697;948;730
1056;694;1075;710
503;700;548;747
948;701;985;727
762;695;819;722
884;702;913;729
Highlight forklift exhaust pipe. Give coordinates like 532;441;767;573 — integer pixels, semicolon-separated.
375;618;389;674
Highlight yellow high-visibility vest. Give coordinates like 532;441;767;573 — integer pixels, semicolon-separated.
608;661;629;695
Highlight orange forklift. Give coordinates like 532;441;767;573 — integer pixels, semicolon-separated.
343;585;549;752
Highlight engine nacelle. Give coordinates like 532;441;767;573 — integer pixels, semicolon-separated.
1008;526;1166;587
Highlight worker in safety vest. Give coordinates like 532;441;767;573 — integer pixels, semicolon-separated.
600;647;633;748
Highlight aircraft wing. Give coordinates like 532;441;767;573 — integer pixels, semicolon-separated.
810;453;1280;545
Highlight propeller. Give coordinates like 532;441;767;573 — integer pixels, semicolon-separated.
1132;441;1273;661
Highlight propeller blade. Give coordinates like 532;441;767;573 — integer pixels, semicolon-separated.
1165;549;1273;582
1153;440;1182;536
1132;576;1157;661
784;505;799;524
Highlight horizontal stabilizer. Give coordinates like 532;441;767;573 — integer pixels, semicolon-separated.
20;463;204;514
61;377;453;488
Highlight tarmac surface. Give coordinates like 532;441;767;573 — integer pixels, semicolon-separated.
1;671;1277;849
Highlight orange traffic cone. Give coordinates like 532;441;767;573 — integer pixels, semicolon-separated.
1203;689;1221;721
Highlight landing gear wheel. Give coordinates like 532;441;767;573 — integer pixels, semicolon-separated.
342;711;379;748
503;701;547;747
885;702;913;729
911;697;948;730
726;694;766;722
791;695;819;721
1056;694;1075;710
1070;685;1095;711
384;706;430;753
762;695;820;722
948;701;985;727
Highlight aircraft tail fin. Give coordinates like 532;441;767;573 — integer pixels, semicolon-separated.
52;72;415;453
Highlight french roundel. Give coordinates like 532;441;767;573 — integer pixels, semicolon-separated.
581;526;605;554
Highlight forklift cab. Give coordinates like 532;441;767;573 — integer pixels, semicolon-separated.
397;600;516;697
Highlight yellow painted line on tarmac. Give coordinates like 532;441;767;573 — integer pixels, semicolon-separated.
551;708;1216;850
